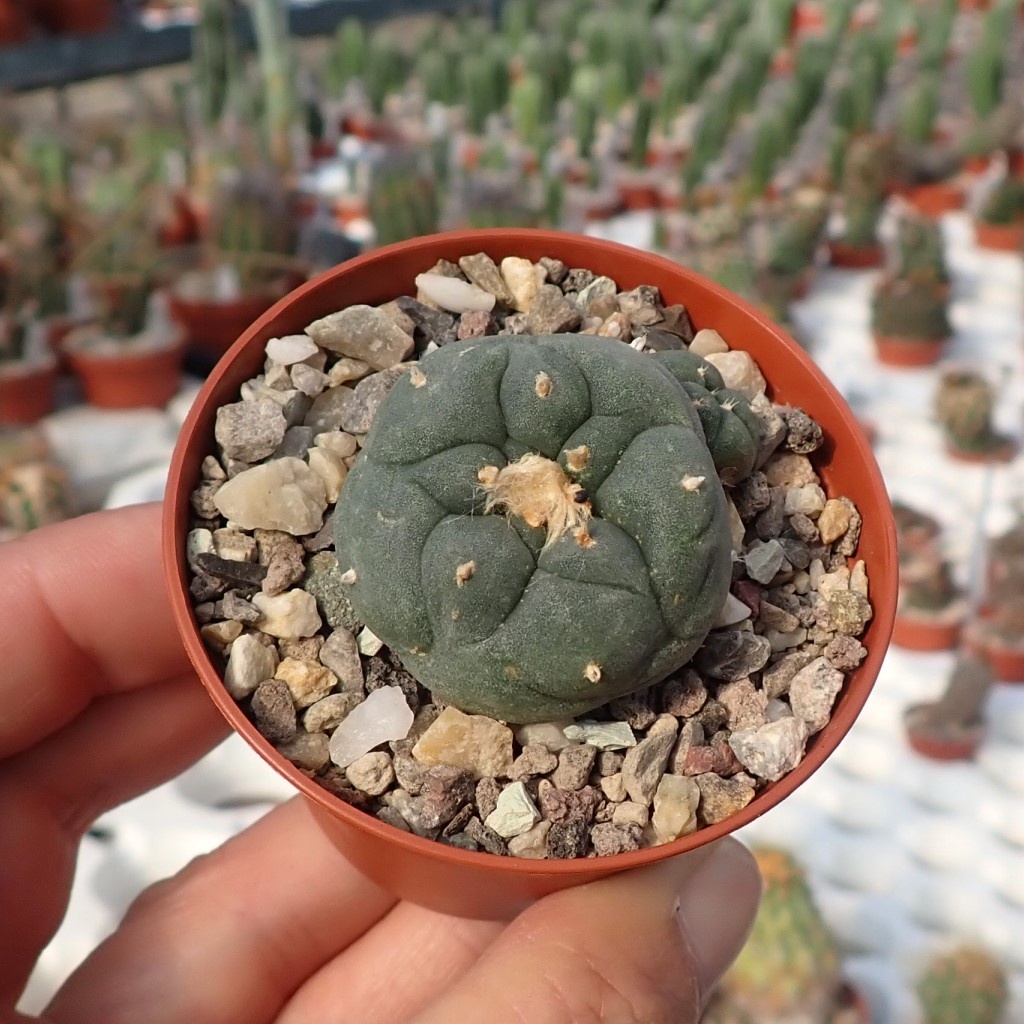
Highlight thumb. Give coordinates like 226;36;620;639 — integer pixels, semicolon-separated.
412;837;762;1024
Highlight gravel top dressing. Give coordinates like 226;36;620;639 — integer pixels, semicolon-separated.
186;251;870;859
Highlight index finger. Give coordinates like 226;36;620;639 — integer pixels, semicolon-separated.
0;503;193;759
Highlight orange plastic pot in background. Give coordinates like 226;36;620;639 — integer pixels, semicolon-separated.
892;610;963;652
975;220;1024;252
163;229;898;920
828;241;884;269
68;338;184;410
0;358;58;425
906;181;964;218
873;333;947;368
31;0;113;33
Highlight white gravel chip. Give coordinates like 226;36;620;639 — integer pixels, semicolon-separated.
485;781;541;838
329;687;414;768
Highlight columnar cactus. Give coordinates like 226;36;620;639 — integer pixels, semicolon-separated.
509;72;549;152
334;333;759;722
892;213;949;284
628;94;655;170
899;71;940;147
713;847;844;1023
918;946;1008;1024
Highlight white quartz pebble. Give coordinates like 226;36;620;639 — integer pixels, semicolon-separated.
414;273;497;314
328;686;414;769
266;334;320;365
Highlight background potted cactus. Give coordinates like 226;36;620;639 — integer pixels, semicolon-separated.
870;273;951;367
887;209;951;297
704;846;871;1023
973;174;1024;251
829;134;890;268
916;945;1009;1024
968;578;1024;683
892;542;966;652
934;367;1016;463
904;652;993;761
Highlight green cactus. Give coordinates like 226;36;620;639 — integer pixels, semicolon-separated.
872;276;950;342
918;946;1008;1024
417;47;459;107
570;65;602;158
978;176;1024;226
192;0;240;131
899;71;940;147
369;162;440;247
934;368;1008;456
364;37;410;115
324;17;367;95
334;333;756;722
629;94;655;170
765;195;828;276
892;214;949;284
745;113;782;198
500;0;539;46
509;72;549;151
712;847;844;1022
657;58;699;130
460;46;508;135
249;0;297;174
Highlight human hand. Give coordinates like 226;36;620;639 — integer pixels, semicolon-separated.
2;503;761;1024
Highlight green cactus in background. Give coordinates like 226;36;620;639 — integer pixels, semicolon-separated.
629;94;655;170
872;275;950;341
500;0;540;46
192;0;240;131
249;0;297;174
509;72;549;152
461;50;504;135
711;847;844;1023
899;71;940;147
966;34;1005;121
364;37;410;115
417;47;458;107
520;36;570;103
934;369;1010;456
570;65;602;158
918;946;1008;1024
323;17;367;95
764;193;828;276
543;172;564;228
745;113;782;198
892;214;949;284
369;161;440;247
978;176;1024;226
657;57;699;129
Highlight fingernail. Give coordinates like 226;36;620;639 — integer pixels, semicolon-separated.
674;838;762;1006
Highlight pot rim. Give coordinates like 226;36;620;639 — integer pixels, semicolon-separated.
162;228;897;876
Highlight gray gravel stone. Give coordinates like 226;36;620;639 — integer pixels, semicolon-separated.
276;731;330;771
695;631;772;681
762;650;818;698
304;692;363;733
510;744;559;780
272;425;314;459
621;715;678;805
215;399;288;462
526;285;582;334
306;305;415;369
591;822;643;856
551;744;598;791
251;680;297;743
546;818;589;859
338;365;410;435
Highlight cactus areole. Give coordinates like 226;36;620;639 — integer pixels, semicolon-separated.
334;333;758;722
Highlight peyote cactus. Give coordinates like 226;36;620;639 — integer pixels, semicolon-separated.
901;548;959;614
708;847;844;1024
871;276;950;341
918;946;1008;1024
334;332;759;722
934;368;1010;457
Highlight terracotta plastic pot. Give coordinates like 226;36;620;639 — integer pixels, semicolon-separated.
873;333;946;368
906;181;964;218
974;220;1024;252
617;177;661;212
970;633;1024;683
169;290;289;362
906;724;984;762
31;0;113;33
828;241;884;269
0;0;30;44
892;610;963;652
964;155;992;175
68;337;184;410
0;358;58;425
162;229;898;920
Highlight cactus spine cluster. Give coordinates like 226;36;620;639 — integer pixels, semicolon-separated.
918;946;1008;1024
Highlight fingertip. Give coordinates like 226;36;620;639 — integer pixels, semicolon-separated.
673;838;762;1006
